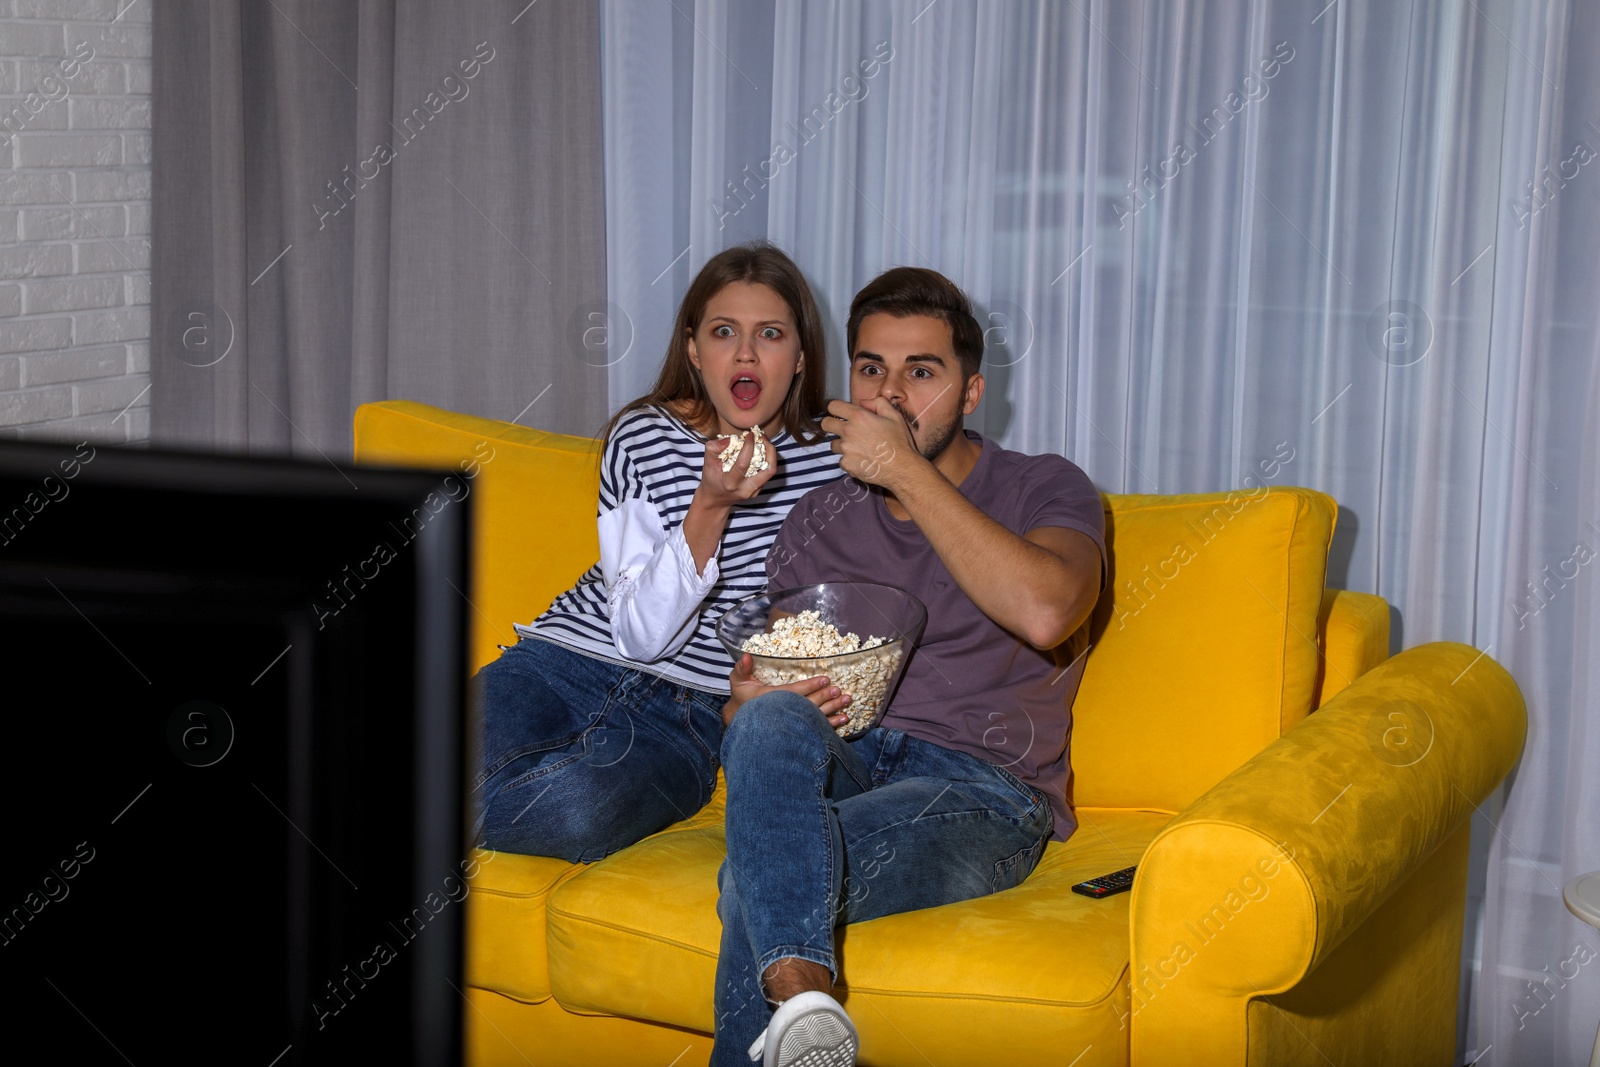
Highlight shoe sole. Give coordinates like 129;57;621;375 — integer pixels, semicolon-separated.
774;1008;857;1067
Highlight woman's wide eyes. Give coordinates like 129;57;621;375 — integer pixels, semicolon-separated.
713;325;734;338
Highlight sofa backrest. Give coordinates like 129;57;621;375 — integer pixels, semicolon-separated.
353;401;602;671
353;402;1340;813
1070;488;1337;812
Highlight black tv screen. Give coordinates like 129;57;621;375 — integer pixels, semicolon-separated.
0;438;469;1066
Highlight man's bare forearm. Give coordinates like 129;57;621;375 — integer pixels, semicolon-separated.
886;458;1096;648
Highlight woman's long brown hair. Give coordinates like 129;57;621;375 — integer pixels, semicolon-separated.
599;242;829;449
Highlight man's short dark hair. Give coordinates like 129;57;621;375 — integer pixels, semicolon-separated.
847;267;984;379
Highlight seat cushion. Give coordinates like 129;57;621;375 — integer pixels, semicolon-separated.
547;806;1171;1065
466;778;731;1003
464;849;587;1003
1071;487;1337;811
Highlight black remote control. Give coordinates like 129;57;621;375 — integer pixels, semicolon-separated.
1071;865;1137;898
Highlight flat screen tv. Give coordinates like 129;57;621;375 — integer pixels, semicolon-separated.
0;437;470;1066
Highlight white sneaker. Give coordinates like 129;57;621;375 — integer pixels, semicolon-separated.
746;990;858;1067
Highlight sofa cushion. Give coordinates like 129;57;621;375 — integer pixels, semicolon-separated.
466;778;730;1003
464;849;587;1003
353;400;602;671
546;807;1171;1061
1071;488;1337;812
1312;588;1391;707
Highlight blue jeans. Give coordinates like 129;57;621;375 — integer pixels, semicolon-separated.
709;690;1054;1065
471;637;725;864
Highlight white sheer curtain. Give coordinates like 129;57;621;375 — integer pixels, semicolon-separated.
601;1;1600;1062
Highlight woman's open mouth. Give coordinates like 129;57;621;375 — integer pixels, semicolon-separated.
729;374;762;410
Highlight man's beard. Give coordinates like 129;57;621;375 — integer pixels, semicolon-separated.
893;400;962;463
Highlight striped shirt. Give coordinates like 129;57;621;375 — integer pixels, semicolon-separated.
517;404;841;692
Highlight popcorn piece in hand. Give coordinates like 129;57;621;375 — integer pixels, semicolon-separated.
717;432;746;473
716;426;769;478
745;424;769;477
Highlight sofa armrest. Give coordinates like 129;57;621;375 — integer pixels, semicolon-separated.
1312;588;1390;707
1127;641;1525;1066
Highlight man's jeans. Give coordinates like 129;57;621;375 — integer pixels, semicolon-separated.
710;690;1054;1065
472;637;724;863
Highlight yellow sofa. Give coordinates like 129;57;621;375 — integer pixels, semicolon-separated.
352;400;1527;1067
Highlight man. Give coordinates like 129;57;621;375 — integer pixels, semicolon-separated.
710;267;1107;1067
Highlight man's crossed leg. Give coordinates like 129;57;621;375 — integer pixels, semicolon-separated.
710;690;1053;1066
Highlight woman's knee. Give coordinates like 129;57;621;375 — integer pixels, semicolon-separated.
479;742;707;862
480;779;632;863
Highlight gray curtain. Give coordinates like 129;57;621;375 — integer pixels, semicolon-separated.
152;0;609;456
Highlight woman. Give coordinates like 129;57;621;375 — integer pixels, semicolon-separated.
474;243;850;863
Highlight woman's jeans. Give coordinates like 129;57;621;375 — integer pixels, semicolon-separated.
472;637;725;863
709;690;1055;1065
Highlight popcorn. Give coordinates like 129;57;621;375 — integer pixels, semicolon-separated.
746;424;769;475
741;609;901;737
715;424;769;477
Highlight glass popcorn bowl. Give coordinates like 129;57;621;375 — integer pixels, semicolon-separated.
717;582;927;738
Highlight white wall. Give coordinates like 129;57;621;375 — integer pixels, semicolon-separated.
0;0;150;445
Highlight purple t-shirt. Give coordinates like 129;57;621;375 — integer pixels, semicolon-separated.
766;430;1106;842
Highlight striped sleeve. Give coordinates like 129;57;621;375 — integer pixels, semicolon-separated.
598;420;647;514
518;406;844;693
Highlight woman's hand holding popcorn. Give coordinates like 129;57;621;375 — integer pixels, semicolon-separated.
696;424;779;510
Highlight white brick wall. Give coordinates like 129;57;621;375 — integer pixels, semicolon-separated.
0;0;151;445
